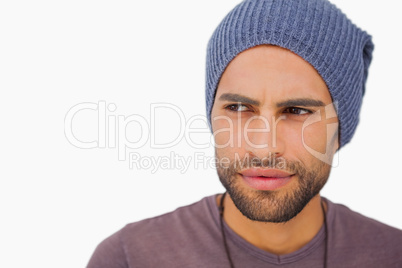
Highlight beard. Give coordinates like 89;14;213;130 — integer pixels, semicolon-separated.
216;151;332;223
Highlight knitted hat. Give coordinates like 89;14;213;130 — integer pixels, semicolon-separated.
205;0;374;148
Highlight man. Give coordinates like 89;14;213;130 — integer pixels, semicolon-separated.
88;0;402;267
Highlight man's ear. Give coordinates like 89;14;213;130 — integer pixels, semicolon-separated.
210;101;218;133
334;130;340;153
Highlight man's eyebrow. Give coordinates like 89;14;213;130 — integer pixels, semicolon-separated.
218;93;260;106
218;94;326;108
276;98;326;108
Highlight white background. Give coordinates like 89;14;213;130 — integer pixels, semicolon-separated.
1;0;401;267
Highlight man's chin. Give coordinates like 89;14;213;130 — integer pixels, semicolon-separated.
225;185;311;223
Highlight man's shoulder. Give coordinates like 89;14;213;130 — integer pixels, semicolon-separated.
87;194;219;267
119;194;222;264
328;198;402;261
331;199;402;238
123;194;216;235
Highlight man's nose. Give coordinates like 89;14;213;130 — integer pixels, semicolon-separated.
243;114;285;158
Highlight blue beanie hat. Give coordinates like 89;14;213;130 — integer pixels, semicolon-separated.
205;0;374;148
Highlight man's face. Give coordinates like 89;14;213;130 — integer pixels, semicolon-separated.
210;45;339;223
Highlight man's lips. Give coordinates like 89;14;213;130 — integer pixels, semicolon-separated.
239;168;294;190
239;168;294;178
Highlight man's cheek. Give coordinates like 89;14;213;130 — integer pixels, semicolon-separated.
301;124;329;155
213;120;234;148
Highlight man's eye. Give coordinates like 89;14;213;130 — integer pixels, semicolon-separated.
225;104;251;112
283;107;312;115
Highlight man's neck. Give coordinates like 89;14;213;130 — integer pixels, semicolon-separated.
216;193;327;255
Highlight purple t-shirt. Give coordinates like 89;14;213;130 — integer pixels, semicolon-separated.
87;195;402;267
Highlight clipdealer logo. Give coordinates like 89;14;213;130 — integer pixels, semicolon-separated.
64;100;339;170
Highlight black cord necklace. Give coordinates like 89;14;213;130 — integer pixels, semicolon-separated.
219;192;328;268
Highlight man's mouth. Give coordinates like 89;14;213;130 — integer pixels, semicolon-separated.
239;168;294;191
